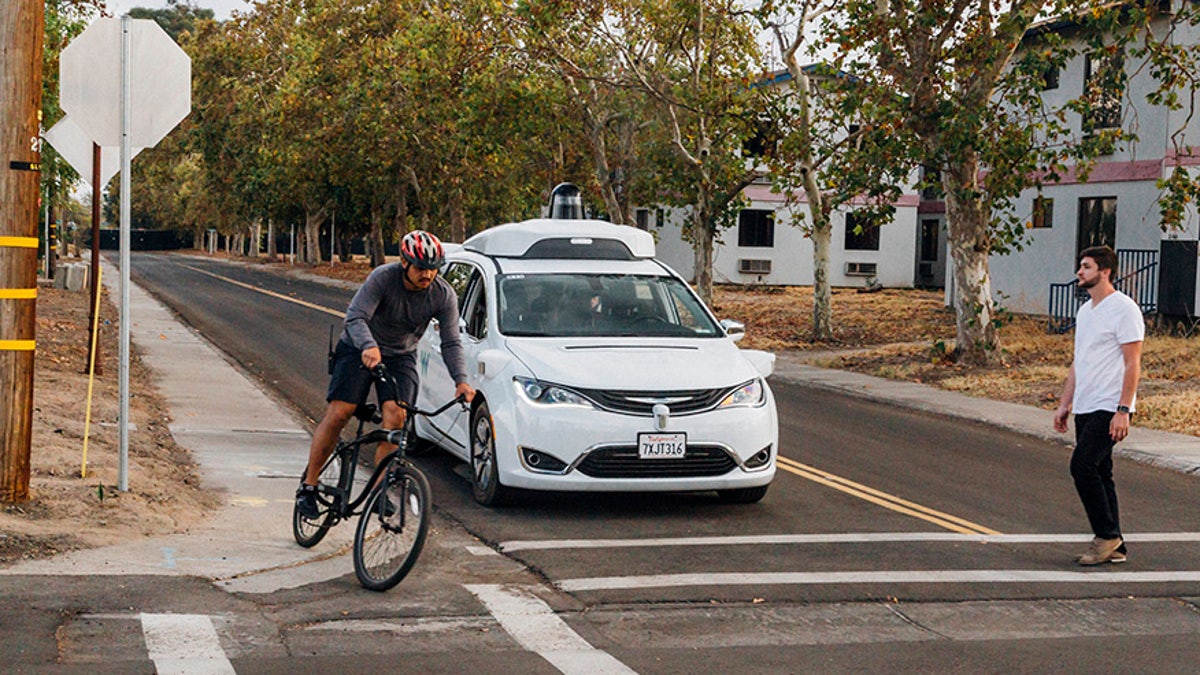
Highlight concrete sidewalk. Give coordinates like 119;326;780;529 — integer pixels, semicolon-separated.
772;354;1200;477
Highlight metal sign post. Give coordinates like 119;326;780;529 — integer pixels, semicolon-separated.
58;16;191;491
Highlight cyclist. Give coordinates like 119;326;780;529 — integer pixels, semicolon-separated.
296;230;475;519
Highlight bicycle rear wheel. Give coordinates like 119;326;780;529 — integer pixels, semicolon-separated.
353;461;431;591
293;450;342;548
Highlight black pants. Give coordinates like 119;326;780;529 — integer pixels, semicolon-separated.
1070;411;1121;540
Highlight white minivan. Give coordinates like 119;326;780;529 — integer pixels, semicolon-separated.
414;218;778;505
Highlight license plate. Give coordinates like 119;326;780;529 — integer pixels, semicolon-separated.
638;432;687;459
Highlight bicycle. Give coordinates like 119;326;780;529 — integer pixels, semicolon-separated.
292;364;466;591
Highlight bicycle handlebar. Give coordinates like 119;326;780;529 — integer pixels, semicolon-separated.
370;363;466;446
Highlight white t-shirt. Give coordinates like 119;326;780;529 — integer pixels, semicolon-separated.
1073;290;1145;414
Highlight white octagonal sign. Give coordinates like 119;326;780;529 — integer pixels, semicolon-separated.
60;18;191;148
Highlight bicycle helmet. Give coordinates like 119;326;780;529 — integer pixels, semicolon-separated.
400;230;445;270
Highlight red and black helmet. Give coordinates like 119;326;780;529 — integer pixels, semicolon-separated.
399;230;445;270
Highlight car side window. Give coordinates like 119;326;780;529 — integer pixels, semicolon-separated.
463;270;488;340
442;262;474;308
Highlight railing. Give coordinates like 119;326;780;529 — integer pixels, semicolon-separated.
1046;249;1158;333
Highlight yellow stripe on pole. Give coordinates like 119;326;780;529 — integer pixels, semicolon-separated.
0;340;36;351
0;288;38;299
0;236;39;248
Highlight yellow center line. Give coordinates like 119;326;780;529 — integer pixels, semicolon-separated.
178;263;344;318
777;456;1001;535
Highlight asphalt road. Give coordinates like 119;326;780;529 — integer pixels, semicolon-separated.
81;251;1200;671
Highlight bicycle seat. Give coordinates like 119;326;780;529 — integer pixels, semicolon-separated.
354;403;382;424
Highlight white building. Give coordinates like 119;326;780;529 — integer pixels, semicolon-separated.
983;0;1199;321
648;184;938;289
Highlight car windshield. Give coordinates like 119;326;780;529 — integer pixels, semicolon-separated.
497;273;723;338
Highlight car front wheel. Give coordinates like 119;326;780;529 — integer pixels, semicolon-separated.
470;401;512;506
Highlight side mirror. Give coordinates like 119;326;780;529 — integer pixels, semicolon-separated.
720;319;745;343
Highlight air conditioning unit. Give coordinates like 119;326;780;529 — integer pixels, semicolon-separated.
738;259;772;275
844;261;877;276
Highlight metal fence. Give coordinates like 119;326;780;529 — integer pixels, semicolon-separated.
1046;249;1158;333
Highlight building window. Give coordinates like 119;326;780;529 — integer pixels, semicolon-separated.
920;219;940;261
844;212;880;251
1077;197;1117;255
655;208;665;228
738;209;775;248
1041;65;1060;91
1032;197;1054;229
635;208;650;231
1083;52;1124;134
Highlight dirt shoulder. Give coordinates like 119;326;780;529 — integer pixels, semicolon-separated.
0;272;219;566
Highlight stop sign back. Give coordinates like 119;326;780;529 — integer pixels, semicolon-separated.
60;18;191;149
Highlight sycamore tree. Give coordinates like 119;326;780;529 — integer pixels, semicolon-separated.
516;1;655;225
532;0;773;304
762;0;912;341
820;1;1124;365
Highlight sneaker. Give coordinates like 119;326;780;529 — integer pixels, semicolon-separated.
295;484;320;520
1076;536;1124;566
1110;542;1128;564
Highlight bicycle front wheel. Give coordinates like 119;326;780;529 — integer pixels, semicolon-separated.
353;461;431;591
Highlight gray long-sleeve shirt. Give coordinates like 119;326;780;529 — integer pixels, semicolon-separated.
340;263;468;385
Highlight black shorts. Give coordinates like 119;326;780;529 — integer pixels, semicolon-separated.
326;339;418;407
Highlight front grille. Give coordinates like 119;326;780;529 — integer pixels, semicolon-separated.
575;445;736;478
574;387;730;416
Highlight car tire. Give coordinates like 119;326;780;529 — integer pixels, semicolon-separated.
470;400;512;506
716;484;770;504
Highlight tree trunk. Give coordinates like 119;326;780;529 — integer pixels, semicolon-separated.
448;188;466;242
266;218;277;261
690;210;715;305
394;174;410;245
810;216;833;340
304;205;326;264
943;156;998;365
368;205;386;267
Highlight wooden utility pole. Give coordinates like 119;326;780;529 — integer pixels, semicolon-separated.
0;0;45;503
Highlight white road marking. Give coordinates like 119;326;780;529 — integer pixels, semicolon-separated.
140;613;235;674
500;531;1200;552
466;584;636;674
558;570;1200;592
467;545;501;556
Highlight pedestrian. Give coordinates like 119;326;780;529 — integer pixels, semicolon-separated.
295;230;475;519
1053;245;1144;566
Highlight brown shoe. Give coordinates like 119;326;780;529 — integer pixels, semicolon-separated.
1077;537;1124;566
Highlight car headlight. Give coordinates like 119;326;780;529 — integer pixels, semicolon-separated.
514;377;595;407
719;379;765;408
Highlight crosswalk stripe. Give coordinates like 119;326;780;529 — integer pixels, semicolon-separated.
466;584;636;674
140;613;234;674
557;570;1200;592
500;531;1200;552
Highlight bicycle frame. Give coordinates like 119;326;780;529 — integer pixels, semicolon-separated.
318;365;464;524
